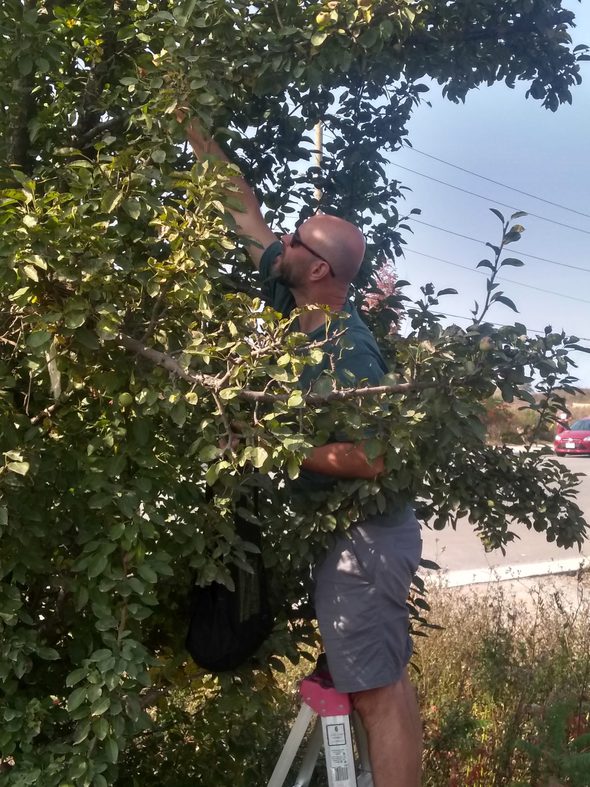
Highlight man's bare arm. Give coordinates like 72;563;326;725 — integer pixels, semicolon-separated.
178;113;276;269
301;442;384;480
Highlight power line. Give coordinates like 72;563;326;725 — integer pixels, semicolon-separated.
394;163;590;236
427;311;590;342
411;218;590;274
406;146;590;221
404;248;590;306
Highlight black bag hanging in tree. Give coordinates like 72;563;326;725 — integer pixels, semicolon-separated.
186;496;273;672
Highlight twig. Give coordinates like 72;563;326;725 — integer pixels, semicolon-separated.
212;390;234;450
24;372;33;416
272;0;283;28
30;402;60;425
140;278;175;344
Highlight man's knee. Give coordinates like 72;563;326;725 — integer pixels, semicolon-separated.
351;674;407;725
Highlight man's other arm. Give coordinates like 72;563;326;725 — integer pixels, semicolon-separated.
301;442;384;480
179;114;276;269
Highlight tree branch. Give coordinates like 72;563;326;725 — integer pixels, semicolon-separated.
77;111;130;146
120;334;441;402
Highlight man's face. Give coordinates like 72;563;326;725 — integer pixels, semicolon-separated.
274;221;334;290
273;232;311;290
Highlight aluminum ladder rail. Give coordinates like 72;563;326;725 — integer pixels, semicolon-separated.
268;671;373;787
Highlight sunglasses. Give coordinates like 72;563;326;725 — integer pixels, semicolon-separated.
290;228;335;277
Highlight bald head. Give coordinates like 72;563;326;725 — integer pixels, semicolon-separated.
299;215;365;284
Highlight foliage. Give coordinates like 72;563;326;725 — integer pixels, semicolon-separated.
419;582;590;787
1;0;589;784
93;580;590;787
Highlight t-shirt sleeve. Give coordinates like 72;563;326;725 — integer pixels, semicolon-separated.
337;351;384;387
329;331;388;443
258;240;295;317
333;332;387;388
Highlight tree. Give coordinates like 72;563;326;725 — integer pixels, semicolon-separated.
1;1;588;784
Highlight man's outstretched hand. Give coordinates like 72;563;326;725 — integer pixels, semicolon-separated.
175;105;275;270
175;107;215;156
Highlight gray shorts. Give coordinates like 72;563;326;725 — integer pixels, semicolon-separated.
314;506;422;694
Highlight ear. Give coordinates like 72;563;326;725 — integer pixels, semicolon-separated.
309;260;330;281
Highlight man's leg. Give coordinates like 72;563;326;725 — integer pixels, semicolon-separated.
352;669;422;787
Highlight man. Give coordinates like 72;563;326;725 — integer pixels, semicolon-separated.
179;113;423;787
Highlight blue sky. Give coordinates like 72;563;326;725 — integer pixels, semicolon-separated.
391;1;590;386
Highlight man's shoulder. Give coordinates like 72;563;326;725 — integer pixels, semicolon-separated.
332;308;387;382
340;307;381;352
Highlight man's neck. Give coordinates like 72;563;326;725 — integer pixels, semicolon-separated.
292;291;348;334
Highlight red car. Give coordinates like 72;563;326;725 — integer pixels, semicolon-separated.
554;417;590;456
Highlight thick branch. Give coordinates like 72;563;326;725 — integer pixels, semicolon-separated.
120;334;440;402
77;111;130;146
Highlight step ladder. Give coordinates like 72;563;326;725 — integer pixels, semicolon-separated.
268;667;374;787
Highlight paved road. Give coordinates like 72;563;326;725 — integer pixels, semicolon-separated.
421;455;590;581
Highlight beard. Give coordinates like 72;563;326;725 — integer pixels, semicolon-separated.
273;258;303;290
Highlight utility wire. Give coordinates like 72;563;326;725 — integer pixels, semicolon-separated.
404;248;590;306
411;218;590;274
427;311;590;342
406;146;590;221
394;163;590;236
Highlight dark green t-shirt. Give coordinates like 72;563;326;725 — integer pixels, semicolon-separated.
260;241;388;388
259;241;388;493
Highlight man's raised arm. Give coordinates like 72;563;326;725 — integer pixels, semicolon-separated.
177;112;276;270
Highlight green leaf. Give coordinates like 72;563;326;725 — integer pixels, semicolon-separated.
100;188;124;214
104;737;119;764
287;455;300;480
9;286;30;302
288;390;303;407
137;562;158;583
7;461;30;476
123;199;141;220
219;388;238;400
170;401;187;427
489;208;505;223
67;686;87;713
18;54;33;76
37;647;60;660
500;257;524;267
127;577;145;595
90;696;110;717
311;32;328;46
94;716;109;740
198;444;221;462
492;294;519;312
23;265;39;281
151;150;167;164
363;438;384;462
65;311;86;329
88;555;108;579
251;446;268;469
312;376;334;396
73;719;91;745
27;254;46;269
66;668;87;688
